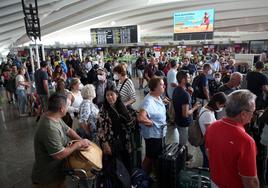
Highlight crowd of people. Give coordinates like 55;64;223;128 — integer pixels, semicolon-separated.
0;49;268;188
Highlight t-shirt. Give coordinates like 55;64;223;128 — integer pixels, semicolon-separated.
205;118;257;188
167;69;177;99
16;74;25;90
218;84;236;95
181;63;197;75
246;71;268;99
31;116;70;184
117;78;136;105
34;69;48;95
198;107;216;135
139;94;167;139
172;86;193;127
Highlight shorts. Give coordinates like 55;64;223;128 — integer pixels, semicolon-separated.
137;70;144;79
144;138;163;159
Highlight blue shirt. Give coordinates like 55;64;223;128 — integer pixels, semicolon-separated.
139;94;167;139
173;86;193;127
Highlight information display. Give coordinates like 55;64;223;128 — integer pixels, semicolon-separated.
173;9;214;40
91;25;138;45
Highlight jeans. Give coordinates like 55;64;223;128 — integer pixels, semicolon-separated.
177;126;188;146
200;143;209;168
16;89;27;114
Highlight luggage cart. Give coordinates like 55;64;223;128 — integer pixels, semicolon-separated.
65;168;96;188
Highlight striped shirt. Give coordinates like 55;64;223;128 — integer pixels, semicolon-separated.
117;78;136;104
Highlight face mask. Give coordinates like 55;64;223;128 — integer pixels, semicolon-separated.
208;70;213;75
97;75;105;81
113;74;119;80
216;107;223;112
215;78;221;83
78;83;83;90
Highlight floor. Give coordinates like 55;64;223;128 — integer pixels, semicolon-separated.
0;78;203;188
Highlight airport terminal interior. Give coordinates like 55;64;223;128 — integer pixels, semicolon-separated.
1;0;268;188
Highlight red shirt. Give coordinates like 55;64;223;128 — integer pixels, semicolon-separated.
205;118;257;188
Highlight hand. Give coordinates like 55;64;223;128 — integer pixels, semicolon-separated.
162;97;170;105
77;139;91;150
145;120;153;127
187;87;194;95
102;142;112;155
193;102;201;110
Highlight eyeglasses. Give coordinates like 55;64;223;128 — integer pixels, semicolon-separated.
244;109;255;115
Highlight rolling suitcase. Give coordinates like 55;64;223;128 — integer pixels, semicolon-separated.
179;167;211;188
158;143;186;188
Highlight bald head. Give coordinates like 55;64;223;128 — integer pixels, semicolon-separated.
229;72;243;88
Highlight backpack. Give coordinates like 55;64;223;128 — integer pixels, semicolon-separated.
192;75;206;99
188;110;209;147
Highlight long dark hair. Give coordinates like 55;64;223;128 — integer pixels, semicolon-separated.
207;92;227;111
103;85;130;119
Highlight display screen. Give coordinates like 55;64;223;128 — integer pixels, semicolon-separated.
91;25;138;45
174;9;214;33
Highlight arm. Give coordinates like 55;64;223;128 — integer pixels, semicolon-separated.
182;103;200;118
124;99;136;106
138;109;153;127
67;128;82;140
241;176;259;188
43;80;49;96
203;86;210;100
51;139;90;160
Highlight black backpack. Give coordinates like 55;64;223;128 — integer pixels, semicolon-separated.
192;75;206;99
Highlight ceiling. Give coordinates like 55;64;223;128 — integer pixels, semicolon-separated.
1;0;268;53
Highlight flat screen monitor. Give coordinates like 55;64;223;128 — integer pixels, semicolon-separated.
173;9;214;40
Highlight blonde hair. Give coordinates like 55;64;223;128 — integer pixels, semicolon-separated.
81;84;96;100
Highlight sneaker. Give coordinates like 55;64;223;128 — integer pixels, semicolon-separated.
186;153;193;161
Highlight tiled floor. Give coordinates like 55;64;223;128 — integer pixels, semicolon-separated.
0;78;204;188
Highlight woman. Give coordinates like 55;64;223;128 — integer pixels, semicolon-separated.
52;65;67;82
15;67;30;117
138;76;167;174
113;64;136;107
1;65;12;103
55;79;74;127
79;84;99;140
198;92;227;167
97;85;134;187
68;78;83;129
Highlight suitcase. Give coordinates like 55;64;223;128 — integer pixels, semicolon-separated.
179;167;211;188
158;143;186;188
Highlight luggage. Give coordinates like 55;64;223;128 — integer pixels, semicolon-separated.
158;143;186;188
179;167;211;188
131;168;151;188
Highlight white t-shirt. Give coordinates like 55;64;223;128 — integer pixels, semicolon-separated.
167;68;177;99
16;74;25;90
198;107;216;135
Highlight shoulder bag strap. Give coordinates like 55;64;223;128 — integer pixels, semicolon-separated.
119;78;128;93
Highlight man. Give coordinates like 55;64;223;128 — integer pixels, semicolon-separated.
144;57;157;82
246;61;268;110
167;59;178;99
218;72;243;95
181;56;197;76
207;54;220;80
93;68;115;107
206;90;259;188
32;93;91;188
192;63;212;104
173;71;200;160
83;57;92;74
34;61;49;114
135;53;147;89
